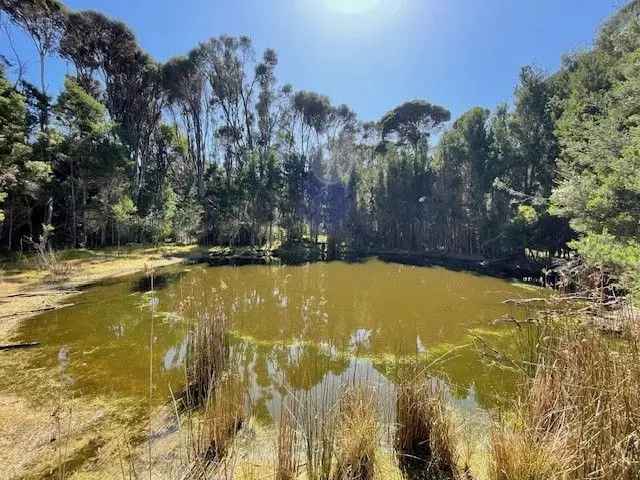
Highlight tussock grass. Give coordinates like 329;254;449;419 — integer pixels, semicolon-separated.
182;305;246;475
490;420;571;480
492;316;640;480
395;369;460;479
333;386;380;480
301;387;337;480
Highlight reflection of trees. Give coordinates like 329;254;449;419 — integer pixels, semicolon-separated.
370;341;520;410
252;393;273;425
275;343;349;391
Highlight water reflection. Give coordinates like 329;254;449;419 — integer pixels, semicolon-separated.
14;260;539;421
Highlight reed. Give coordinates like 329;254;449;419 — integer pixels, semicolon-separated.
301;390;336;480
185;308;229;407
202;373;246;462
275;399;300;480
492;315;640;479
332;386;379;480
394;368;459;479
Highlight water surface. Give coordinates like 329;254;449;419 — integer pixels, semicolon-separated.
13;259;539;423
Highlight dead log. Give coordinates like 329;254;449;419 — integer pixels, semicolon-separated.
0;341;40;351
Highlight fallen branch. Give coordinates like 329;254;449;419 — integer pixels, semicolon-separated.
3;289;79;298
502;297;548;305
0;341;40;351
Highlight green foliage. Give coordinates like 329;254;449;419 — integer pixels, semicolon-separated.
515;205;538;226
380;100;450;150
551;10;640;292
0;66;50;236
112;195;136;224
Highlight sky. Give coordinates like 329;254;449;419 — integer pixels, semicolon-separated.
1;0;627;122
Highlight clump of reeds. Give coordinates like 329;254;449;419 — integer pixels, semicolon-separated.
202;373;246;462
301;386;337;480
492;318;640;479
185;308;229;407
332;386;380;480
181;302;247;476
394;369;460;479
275;399;300;480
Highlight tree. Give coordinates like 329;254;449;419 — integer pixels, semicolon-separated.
0;66;50;249
54;76;124;247
0;0;66;130
380;100;450;152
60;10;162;197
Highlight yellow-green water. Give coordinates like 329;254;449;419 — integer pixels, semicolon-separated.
13;259;541;423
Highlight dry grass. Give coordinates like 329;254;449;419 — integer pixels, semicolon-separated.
491;316;640;480
184;308;229;407
201;373;246;462
301;390;337;480
180;302;247;477
490;420;571;480
332;386;380;480
394;369;460;479
275;399;300;480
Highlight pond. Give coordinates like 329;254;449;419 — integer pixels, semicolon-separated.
12;259;540;426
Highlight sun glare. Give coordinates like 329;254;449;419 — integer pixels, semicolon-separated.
325;0;384;16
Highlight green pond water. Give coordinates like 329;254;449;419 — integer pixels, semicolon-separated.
13;259;540;424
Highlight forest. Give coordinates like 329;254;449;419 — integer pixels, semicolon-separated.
1;0;640;294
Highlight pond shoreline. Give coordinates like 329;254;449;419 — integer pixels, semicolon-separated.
1;245;553;343
200;246;550;284
0;245;207;343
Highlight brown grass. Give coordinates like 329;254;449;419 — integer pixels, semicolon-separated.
394;369;460;479
184;308;229;407
491;316;640;479
275;399;300;480
202;373;246;462
301;388;336;480
332;386;380;480
181;301;246;475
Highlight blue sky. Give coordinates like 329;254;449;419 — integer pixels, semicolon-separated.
2;0;625;122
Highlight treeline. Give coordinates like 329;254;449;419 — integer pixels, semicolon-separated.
1;0;639;288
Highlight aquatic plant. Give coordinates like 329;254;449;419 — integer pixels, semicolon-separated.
394;368;460;479
332;386;380;480
275;398;300;480
185;307;229;407
492;316;640;479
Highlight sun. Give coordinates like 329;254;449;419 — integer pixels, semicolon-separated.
325;0;383;16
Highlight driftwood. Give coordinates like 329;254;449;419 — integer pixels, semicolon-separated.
0;341;40;351
502;297;548;305
3;289;79;298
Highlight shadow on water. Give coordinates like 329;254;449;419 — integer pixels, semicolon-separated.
130;270;187;293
